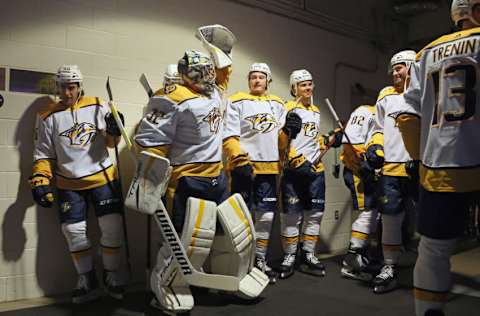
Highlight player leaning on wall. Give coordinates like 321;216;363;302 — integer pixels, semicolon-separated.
29;65;126;303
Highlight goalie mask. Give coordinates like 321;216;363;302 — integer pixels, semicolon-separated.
451;0;480;27
389;50;416;73
289;69;314;97
178;50;216;96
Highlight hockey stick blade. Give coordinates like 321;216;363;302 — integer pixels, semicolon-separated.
152;203;242;292
140;73;154;98
106;76;114;101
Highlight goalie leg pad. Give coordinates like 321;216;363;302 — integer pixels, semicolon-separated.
125;151;172;215
212;194;269;299
181;197;217;270
150;245;194;312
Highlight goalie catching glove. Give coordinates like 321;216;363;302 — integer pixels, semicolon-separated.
196;24;236;69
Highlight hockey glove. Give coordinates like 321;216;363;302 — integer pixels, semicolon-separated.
292;160;315;179
196;24;236;69
283;111;302;139
365;144;384;169
105;112;124;137
358;160;376;185
405;160;419;182
323;128;343;148
29;175;54;208
231;164;254;198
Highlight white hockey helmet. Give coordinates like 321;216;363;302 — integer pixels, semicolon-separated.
389;50;416;73
248;63;272;83
289;69;313;97
451;0;480;27
178;50;216;95
56;64;83;85
163;63;182;87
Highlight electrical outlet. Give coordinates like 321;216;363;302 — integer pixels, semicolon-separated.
335;210;339;220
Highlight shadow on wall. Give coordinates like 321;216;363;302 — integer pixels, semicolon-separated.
1;96;75;297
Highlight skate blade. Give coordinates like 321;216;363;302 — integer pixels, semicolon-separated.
298;266;326;277
341;268;372;282
373;283;398;294
105;288;124;300
72;289;101;304
279;270;294;279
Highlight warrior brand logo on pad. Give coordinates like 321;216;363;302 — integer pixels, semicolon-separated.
245;113;277;133
303;122;319;137
60;122;97;146
203;107;222;133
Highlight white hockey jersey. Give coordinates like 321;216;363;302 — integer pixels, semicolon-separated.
223;92;285;174
135;84;225;178
403;27;480;192
282;100;325;172
370;86;413;177
340;104;376;173
33;96;116;190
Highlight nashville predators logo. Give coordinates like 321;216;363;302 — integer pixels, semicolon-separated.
388;111;404;127
203;107;222;133
303;122;318;137
60;122;98;146
245;113;277;133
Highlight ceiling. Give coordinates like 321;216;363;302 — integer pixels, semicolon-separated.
230;0;454;51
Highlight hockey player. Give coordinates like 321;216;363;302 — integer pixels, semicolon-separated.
277;69;330;279
223;63;301;284
134;25;250;312
401;1;480;315
29;65;126;303
339;104;380;282
365;50;418;294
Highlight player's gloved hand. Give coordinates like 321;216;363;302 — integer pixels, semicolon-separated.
105;112;124;137
29;175;54;208
196;24;236;68
358;160;376;184
323;128;343;148
365;144;384;169
405;160;419;182
292;160;315;179
231;164;254;186
283;111;302;139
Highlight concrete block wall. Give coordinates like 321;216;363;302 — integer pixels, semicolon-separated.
0;0;389;301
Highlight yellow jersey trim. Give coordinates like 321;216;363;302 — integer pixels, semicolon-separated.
56;164;117;190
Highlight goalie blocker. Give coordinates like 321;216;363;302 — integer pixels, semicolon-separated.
125;151;268;313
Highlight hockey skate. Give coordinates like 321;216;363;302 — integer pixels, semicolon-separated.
255;256;278;284
278;253;296;279
103;270;125;300
373;264;398;293
425;309;445;316
341;248;373;282
72;270;101;304
297;251;325;277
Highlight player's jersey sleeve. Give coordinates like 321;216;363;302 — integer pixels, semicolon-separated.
368;96;385;148
223;98;241;140
215;66;232;92
403;61;422;115
32;114;56;178
134;96;178;157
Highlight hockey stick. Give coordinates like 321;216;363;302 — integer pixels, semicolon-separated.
138;73;154;288
105;77;132;276
324;98;364;176
140;73;154;98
